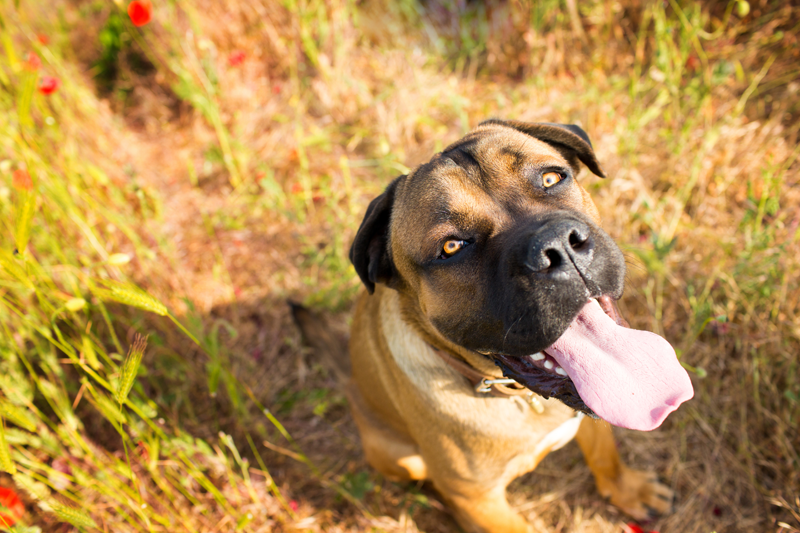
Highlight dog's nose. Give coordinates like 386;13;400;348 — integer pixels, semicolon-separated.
526;218;595;278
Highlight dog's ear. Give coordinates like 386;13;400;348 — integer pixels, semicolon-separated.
349;175;405;294
480;119;606;178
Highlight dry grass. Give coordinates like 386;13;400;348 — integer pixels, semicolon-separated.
0;0;798;531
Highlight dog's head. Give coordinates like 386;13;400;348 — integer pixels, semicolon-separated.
350;120;693;431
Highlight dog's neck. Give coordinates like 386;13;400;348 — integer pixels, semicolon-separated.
382;287;550;406
391;287;506;379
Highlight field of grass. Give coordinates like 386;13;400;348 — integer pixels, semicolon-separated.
0;0;798;531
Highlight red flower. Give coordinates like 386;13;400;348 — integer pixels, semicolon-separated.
36;34;49;45
290;183;303;195
12;170;33;192
710;321;730;336
228;50;246;67
25;52;41;71
624;524;659;533
288;499;298;511
38;76;60;95
127;0;152;27
0;487;25;527
136;441;150;462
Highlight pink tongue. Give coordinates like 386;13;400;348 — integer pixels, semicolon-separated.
547;300;693;431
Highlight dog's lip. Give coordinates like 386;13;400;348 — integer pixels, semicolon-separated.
491;350;596;416
483;296;621;417
595;294;628;327
523;351;568;377
478;296;622;359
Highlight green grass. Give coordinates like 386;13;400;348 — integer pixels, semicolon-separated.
0;0;798;531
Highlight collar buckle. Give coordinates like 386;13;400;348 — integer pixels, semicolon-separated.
475;378;519;394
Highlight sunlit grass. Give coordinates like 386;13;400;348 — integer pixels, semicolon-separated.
0;0;798;531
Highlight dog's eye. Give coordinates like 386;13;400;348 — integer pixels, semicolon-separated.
542;171;563;188
441;239;467;258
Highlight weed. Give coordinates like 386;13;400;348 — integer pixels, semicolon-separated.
0;0;798;532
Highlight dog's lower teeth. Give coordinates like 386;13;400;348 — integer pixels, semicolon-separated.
530;352;545;361
555;366;567;376
544;360;554;370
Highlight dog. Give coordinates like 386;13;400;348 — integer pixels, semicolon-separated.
295;120;693;532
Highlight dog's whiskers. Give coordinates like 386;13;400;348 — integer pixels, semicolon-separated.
502;312;527;354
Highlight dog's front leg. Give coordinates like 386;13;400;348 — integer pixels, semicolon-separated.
575;417;675;520
431;479;532;533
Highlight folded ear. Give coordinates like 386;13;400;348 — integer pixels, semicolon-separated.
479;119;606;178
349;175;405;294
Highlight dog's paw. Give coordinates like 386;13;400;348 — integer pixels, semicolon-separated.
598;466;674;521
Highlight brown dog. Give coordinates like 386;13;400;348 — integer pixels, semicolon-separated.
299;120;693;532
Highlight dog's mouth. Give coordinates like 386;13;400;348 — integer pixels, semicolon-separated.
492;296;694;431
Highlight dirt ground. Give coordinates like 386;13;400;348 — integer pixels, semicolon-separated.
9;0;798;531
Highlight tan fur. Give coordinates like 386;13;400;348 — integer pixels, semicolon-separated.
350;288;673;532
347;123;673;532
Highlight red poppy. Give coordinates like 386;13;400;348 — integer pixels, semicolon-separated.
36;34;49;45
127;0;152;27
135;441;149;462
12;170;33;192
25;52;41;71
290;183;303;194
38;76;60;95
624;524;659;533
288;499;298;511
228;50;246;67
710;321;730;336
0;487;25;527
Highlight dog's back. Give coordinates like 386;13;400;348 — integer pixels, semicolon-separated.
289;302;350;383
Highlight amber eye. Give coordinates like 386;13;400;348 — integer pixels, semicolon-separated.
442;239;467;257
542;171;563;188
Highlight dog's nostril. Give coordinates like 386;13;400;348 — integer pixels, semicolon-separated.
568;229;588;250
526;220;593;273
545;249;563;269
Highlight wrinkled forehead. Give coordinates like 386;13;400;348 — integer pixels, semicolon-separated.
438;126;572;181
394;128;571;223
391;128;575;255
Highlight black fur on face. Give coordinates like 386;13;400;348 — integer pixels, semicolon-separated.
350;121;625;357
470;211;624;356
419;208;626;356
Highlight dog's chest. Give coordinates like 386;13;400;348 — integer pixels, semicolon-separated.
379;291;582;447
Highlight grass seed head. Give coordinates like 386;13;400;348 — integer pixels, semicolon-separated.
12;472;49;501
107;253;131;265
45;500;98;529
0;401;37;432
65;298;86;312
0;419;17;475
93;280;168;316
115;335;148;405
0;250;35;290
80;335;101;370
